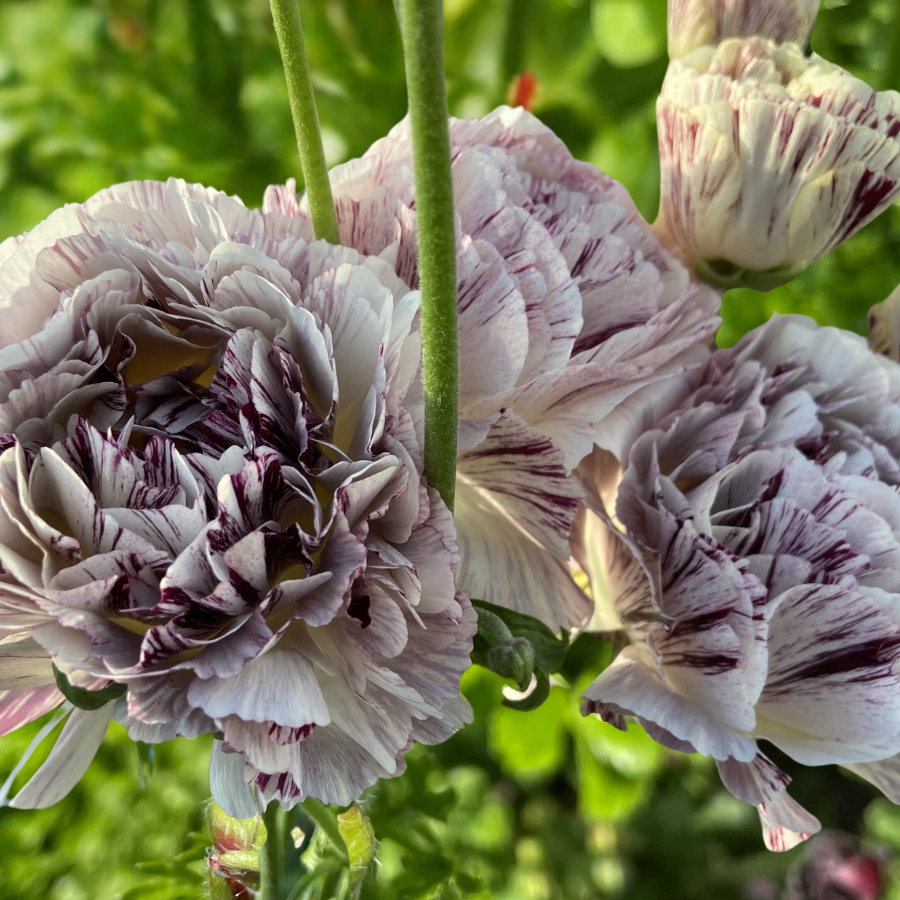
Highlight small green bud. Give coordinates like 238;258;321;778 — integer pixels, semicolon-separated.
473;607;516;649
486;637;536;691
337;802;378;896
207;802;263;898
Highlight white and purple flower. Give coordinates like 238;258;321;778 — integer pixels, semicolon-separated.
266;106;721;630
658;39;900;290
577;314;900;850
668;0;820;59
0;178;474;813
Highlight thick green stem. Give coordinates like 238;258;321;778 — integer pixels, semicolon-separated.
269;0;340;244
260;802;285;900
397;0;459;510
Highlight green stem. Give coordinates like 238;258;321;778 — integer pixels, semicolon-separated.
303;797;349;861
269;0;340;244
260;802;285;900
397;0;459;510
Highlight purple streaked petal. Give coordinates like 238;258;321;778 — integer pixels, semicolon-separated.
210;740;261;820
188;647;330;729
582;645;759;762
11;704;111;809
0;684;64;738
716;753;820;852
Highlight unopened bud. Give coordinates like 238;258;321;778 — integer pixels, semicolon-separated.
658;39;900;292
486;637;536;691
668;0;820;59
338;802;378;892
207;802;263;899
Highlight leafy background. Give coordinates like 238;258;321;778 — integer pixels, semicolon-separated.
1;0;900;897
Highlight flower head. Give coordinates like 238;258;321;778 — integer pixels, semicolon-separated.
668;0;820;59
266;106;721;629
658;39;900;290
0;178;474;812
578;314;900;849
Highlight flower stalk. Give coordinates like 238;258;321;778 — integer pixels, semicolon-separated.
259;802;286;900
397;0;459;510
269;0;340;244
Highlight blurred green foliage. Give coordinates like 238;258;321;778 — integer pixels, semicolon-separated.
3;0;900;897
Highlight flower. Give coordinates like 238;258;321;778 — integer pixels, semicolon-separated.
658;39;900;291
577;314;900;850
265;106;721;629
0;178;475;812
668;0;820;59
868;283;900;361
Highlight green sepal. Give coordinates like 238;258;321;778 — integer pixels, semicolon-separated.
693;257;803;293
52;663;126;711
337;803;378;898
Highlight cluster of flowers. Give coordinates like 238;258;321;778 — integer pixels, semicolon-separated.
0;0;899;853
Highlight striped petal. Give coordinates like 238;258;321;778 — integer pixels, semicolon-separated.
659;39;900;289
11;705;111;809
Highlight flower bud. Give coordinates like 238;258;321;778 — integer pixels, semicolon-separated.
668;0;820;59
658;38;900;291
206;802;263;900
486;638;537;692
337;803;378;890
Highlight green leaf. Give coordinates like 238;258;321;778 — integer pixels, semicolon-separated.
52;664;126;711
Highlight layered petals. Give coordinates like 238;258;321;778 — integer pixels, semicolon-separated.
266;106;721;627
0;179;474;809
579;314;900;848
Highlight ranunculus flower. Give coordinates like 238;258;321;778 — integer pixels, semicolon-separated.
658;39;900;291
0;178;474;813
577;314;900;850
265;106;721;629
668;0;820;59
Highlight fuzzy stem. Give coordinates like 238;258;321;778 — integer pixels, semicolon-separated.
269;0;340;243
260;802;285;900
397;0;459;510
